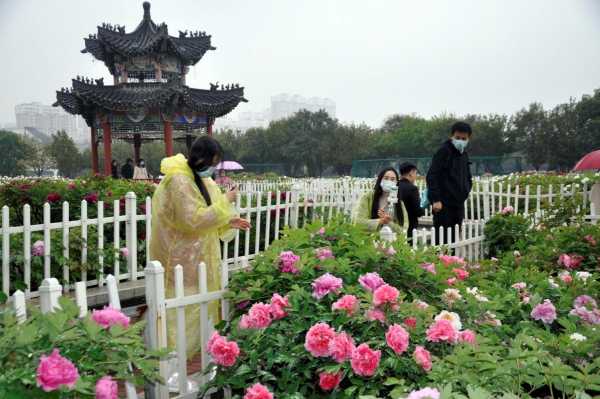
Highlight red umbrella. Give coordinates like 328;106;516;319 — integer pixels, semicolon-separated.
573;150;600;171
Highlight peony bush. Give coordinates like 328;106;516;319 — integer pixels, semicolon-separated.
200;219;600;398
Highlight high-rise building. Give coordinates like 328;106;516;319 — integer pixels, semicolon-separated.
270;94;336;121
14;102;88;143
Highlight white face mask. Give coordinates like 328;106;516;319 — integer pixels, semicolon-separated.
380;180;397;193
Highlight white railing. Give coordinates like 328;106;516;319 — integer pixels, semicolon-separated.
412;220;486;262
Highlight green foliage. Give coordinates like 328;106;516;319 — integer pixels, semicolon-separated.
484;212;532;257
48;131;85;178
0;130;34;177
0;297;164;397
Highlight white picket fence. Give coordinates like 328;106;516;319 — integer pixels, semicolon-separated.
412;220;486;261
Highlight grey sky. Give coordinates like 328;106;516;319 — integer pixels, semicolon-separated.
1;0;599;127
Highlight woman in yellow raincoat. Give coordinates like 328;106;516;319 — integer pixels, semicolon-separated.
352;167;408;234
149;136;250;357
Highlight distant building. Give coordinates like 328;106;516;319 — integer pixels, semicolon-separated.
270;94;336;121
14;102;87;144
216;110;270;134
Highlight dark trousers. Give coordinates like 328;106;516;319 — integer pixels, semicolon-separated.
433;205;464;245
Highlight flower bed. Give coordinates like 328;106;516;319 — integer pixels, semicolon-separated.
202;219;600;398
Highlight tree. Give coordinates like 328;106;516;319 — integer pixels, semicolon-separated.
25;141;55;176
0;130;33;176
48;131;84;177
508;103;549;170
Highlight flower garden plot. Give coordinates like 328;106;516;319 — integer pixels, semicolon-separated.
201;220;600;398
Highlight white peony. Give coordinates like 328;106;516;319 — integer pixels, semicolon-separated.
570;333;587;342
435;310;462;331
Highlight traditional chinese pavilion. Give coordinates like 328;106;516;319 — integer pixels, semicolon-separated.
54;2;246;176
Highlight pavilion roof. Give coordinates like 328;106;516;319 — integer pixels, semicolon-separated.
82;2;215;71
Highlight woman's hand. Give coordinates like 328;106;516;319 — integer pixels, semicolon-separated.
226;186;239;203
230;217;251;230
377;209;392;225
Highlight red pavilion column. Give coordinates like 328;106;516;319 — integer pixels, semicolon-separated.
133;134;142;164
90;126;99;175
101;120;112;176
164;120;173;156
207;118;214;136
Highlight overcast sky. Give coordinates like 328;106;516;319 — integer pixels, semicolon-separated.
1;0;599;127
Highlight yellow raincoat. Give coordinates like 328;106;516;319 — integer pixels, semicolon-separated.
149;154;236;356
352;191;408;234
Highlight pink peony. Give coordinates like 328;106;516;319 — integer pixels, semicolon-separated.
312;273;343;299
452;268;469;281
446;277;457;286
573;295;597;309
317;227;326;235
328;332;355;363
269;293;290;320
95;376;118;399
305;323;336;357
421;262;436;274
385;324;410;355
385;246;397;256
531;299;557;324
366;308;386;322
439;254;466;267
84;192;99;204
315;247;335;261
373;284;399;307
414;300;429;310
67;182;77;190
426;319;458;343
91;306;130;329
501;206;514;215
46;192;62;204
350;343;381;377
279;250;300;274
584;235;597;246
332;295;359;316
206;332;240;367
32;240;45;257
358;272;385;292
243;383;273;399
318;371;342;391
119;247;129;258
413;346;432;372
558;253;584;269
407;387;440;399
458;329;477;345
559;271;573;284
36;349;79;392
570;307;600;325
404;317;417;329
239;303;273;329
511;282;527;290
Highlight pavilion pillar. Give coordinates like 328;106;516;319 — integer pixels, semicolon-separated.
101;121;112;177
207;118;214;136
90;126;99;175
164;120;173;156
133;134;142;164
185;134;193;154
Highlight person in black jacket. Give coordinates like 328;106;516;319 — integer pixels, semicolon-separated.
398;162;425;244
121;158;134;179
426;121;473;245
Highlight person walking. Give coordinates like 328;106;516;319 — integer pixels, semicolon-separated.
110;160;120;179
397;162;425;244
133;158;150;180
121;158;134;179
149;136;250;357
426;121;473;244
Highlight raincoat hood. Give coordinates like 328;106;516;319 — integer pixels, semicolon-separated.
160;154;193;178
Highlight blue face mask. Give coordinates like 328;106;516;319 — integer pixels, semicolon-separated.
196;166;215;178
451;138;469;154
380;180;397;193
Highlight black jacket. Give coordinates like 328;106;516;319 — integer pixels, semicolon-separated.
398;178;424;233
426;140;472;207
121;163;134;179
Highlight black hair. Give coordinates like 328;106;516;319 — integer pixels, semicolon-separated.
450;121;472;136
126;158;133;163
187;136;224;206
138;158;145;166
370;167;401;220
111;159;118;166
399;162;417;176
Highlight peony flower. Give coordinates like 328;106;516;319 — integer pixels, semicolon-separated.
413;346;432;372
477;311;502;327
414;300;429;310
318;371;342;391
332;295;359;316
570;307;600;325
576;271;591;283
366;308;386;322
404;317;417;329
67;182;77;190
36;349;79;392
559;271;573;284
373;284;399;307
434;311;462;331
584;235;597;246
317;227;326;235
442;289;462;306
350;343;381;377
420;262;436;274
239;303;272;329
269;293;290;320
358;272;385;292
458;329;476;345
206;332;240;367
305;323;336;357
511;282;527;290
312;273;343;299
95;376;118;399
32;240;45;256
439;254;466;267
570;333;587;342
315;247;335;261
385;324;410;355
46;192;62;204
279;250;300;274
446;277;457;286
84;192;99;204
426;319;458;343
531;299;557;324
558;253;584;269
452;268;469;280
501;206;514;215
91;306;130;329
119;247;129;258
243;383;273;399
407;387;440;399
574;295;598;309
548;277;559;289
328;332;355;363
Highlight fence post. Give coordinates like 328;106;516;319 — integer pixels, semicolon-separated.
2;205;10;296
482;181;491;220
105;275;120;309
75;281;88;318
144;261;168;399
290;185;301;229
13;290;26;323
126;192;138;281
39;278;62;314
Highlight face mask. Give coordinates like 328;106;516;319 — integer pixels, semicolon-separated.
451;138;468;154
140;162;145;167
380;180;397;193
196;166;215;178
